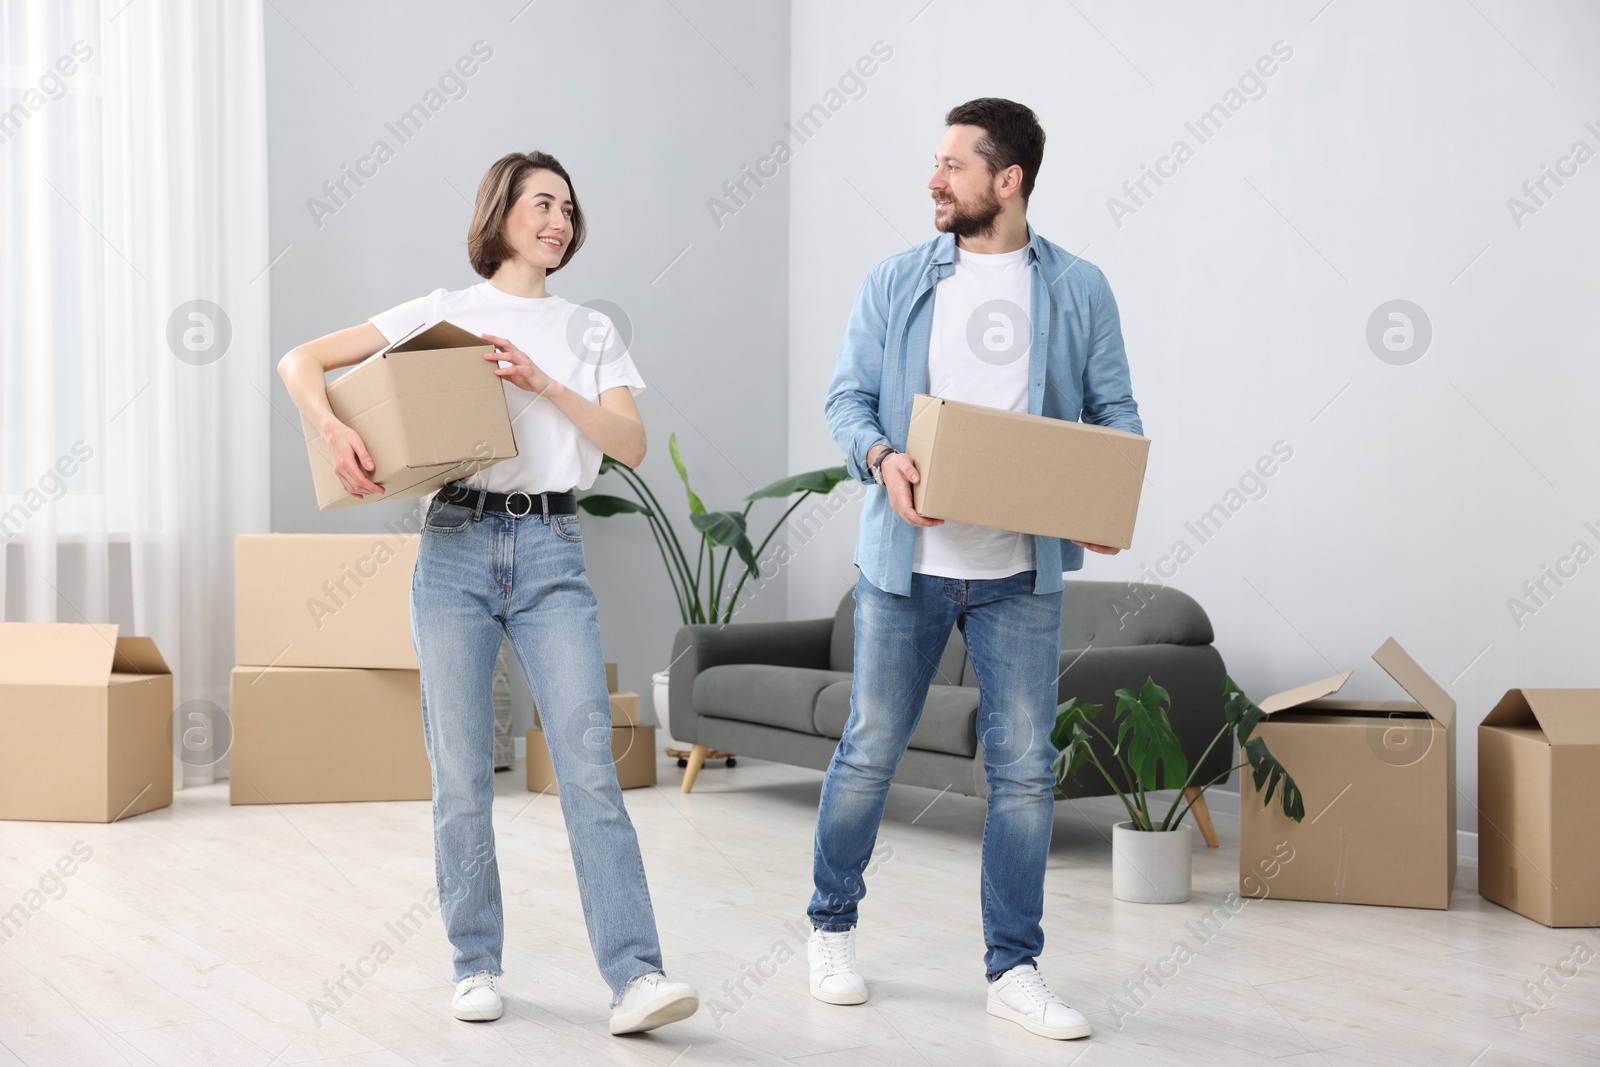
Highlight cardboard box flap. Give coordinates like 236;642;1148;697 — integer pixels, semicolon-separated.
1371;637;1455;728
1488;689;1600;746
0;622;119;685
388;319;489;354
1259;670;1352;714
1481;689;1537;733
111;636;170;677
907;393;944;452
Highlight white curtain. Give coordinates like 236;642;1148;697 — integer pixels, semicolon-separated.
1;0;270;786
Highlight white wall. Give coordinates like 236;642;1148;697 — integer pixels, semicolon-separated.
264;1;792;731
786;0;1600;825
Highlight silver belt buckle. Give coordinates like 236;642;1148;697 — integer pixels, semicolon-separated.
504;491;534;518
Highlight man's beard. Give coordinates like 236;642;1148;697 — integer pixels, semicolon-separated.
934;188;1002;238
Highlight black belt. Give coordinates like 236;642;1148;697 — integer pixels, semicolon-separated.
439;482;577;518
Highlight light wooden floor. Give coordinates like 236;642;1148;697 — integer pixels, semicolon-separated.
0;755;1593;1066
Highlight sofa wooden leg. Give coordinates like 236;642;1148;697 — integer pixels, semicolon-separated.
1185;787;1219;847
680;744;709;794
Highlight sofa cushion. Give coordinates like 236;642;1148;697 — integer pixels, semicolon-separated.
1059;580;1215;649
813;680;979;758
828;589;967;685
695;665;849;736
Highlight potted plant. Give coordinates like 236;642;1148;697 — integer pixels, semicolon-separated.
1052;677;1303;904
578;434;849;728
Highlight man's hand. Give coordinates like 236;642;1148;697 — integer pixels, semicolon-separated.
1071;540;1121;555
877;451;943;528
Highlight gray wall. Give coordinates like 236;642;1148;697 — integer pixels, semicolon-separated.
265;1;792;735
786;0;1600;825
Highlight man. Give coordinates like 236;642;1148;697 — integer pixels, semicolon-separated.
809;98;1142;1042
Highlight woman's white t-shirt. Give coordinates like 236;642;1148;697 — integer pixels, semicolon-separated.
369;282;646;494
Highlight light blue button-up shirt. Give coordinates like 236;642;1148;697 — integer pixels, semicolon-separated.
825;227;1143;597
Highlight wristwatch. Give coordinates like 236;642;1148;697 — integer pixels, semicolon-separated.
869;446;898;486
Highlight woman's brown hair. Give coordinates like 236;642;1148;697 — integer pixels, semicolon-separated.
467;151;586;278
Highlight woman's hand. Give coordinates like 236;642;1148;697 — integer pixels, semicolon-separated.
323;419;384;498
482;333;562;398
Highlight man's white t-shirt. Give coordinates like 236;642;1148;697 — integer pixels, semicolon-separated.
912;244;1036;581
369;282;645;495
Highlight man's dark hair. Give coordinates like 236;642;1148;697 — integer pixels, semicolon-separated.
944;98;1045;201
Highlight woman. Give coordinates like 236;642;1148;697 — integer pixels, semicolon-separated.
278;151;698;1034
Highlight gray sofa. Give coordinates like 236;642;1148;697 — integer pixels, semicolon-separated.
667;580;1232;842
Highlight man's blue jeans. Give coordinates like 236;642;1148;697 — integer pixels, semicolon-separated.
409;493;663;1003
808;570;1063;979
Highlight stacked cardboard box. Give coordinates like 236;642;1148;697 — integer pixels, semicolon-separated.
526;663;656;794
230;534;431;804
0;624;173;822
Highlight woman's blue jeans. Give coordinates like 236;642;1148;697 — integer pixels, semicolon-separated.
409;493;663;1002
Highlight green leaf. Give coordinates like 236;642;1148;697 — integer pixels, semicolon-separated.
1207;676;1304;822
690;510;756;570
1243;734;1305;822
1114;677;1187;792
1222;676;1268;741
1050;698;1100;751
746;466;851;502
1236;702;1267;743
668;434;705;515
599;454;620;475
1051;699;1109;790
576;494;650;518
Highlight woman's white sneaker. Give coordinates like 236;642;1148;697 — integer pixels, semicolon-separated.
452;971;503;1021
986;964;1090;1040
609;972;699;1034
807;927;867;1005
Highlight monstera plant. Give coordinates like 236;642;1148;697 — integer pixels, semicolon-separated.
579;434;850;626
1053;677;1305;833
1054;677;1305;903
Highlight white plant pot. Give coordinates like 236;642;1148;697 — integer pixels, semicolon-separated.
1111;821;1193;904
652;669;672;739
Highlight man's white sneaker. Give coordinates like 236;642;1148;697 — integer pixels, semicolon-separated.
807;926;867;1005
452;971;503;1022
987;964;1090;1040
609;972;699;1034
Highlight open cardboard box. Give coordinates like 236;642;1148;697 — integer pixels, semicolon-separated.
235;534;418;670
1239;638;1456;909
1478;689;1600;926
302;319;517;510
0;623;173;822
904;394;1150;549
